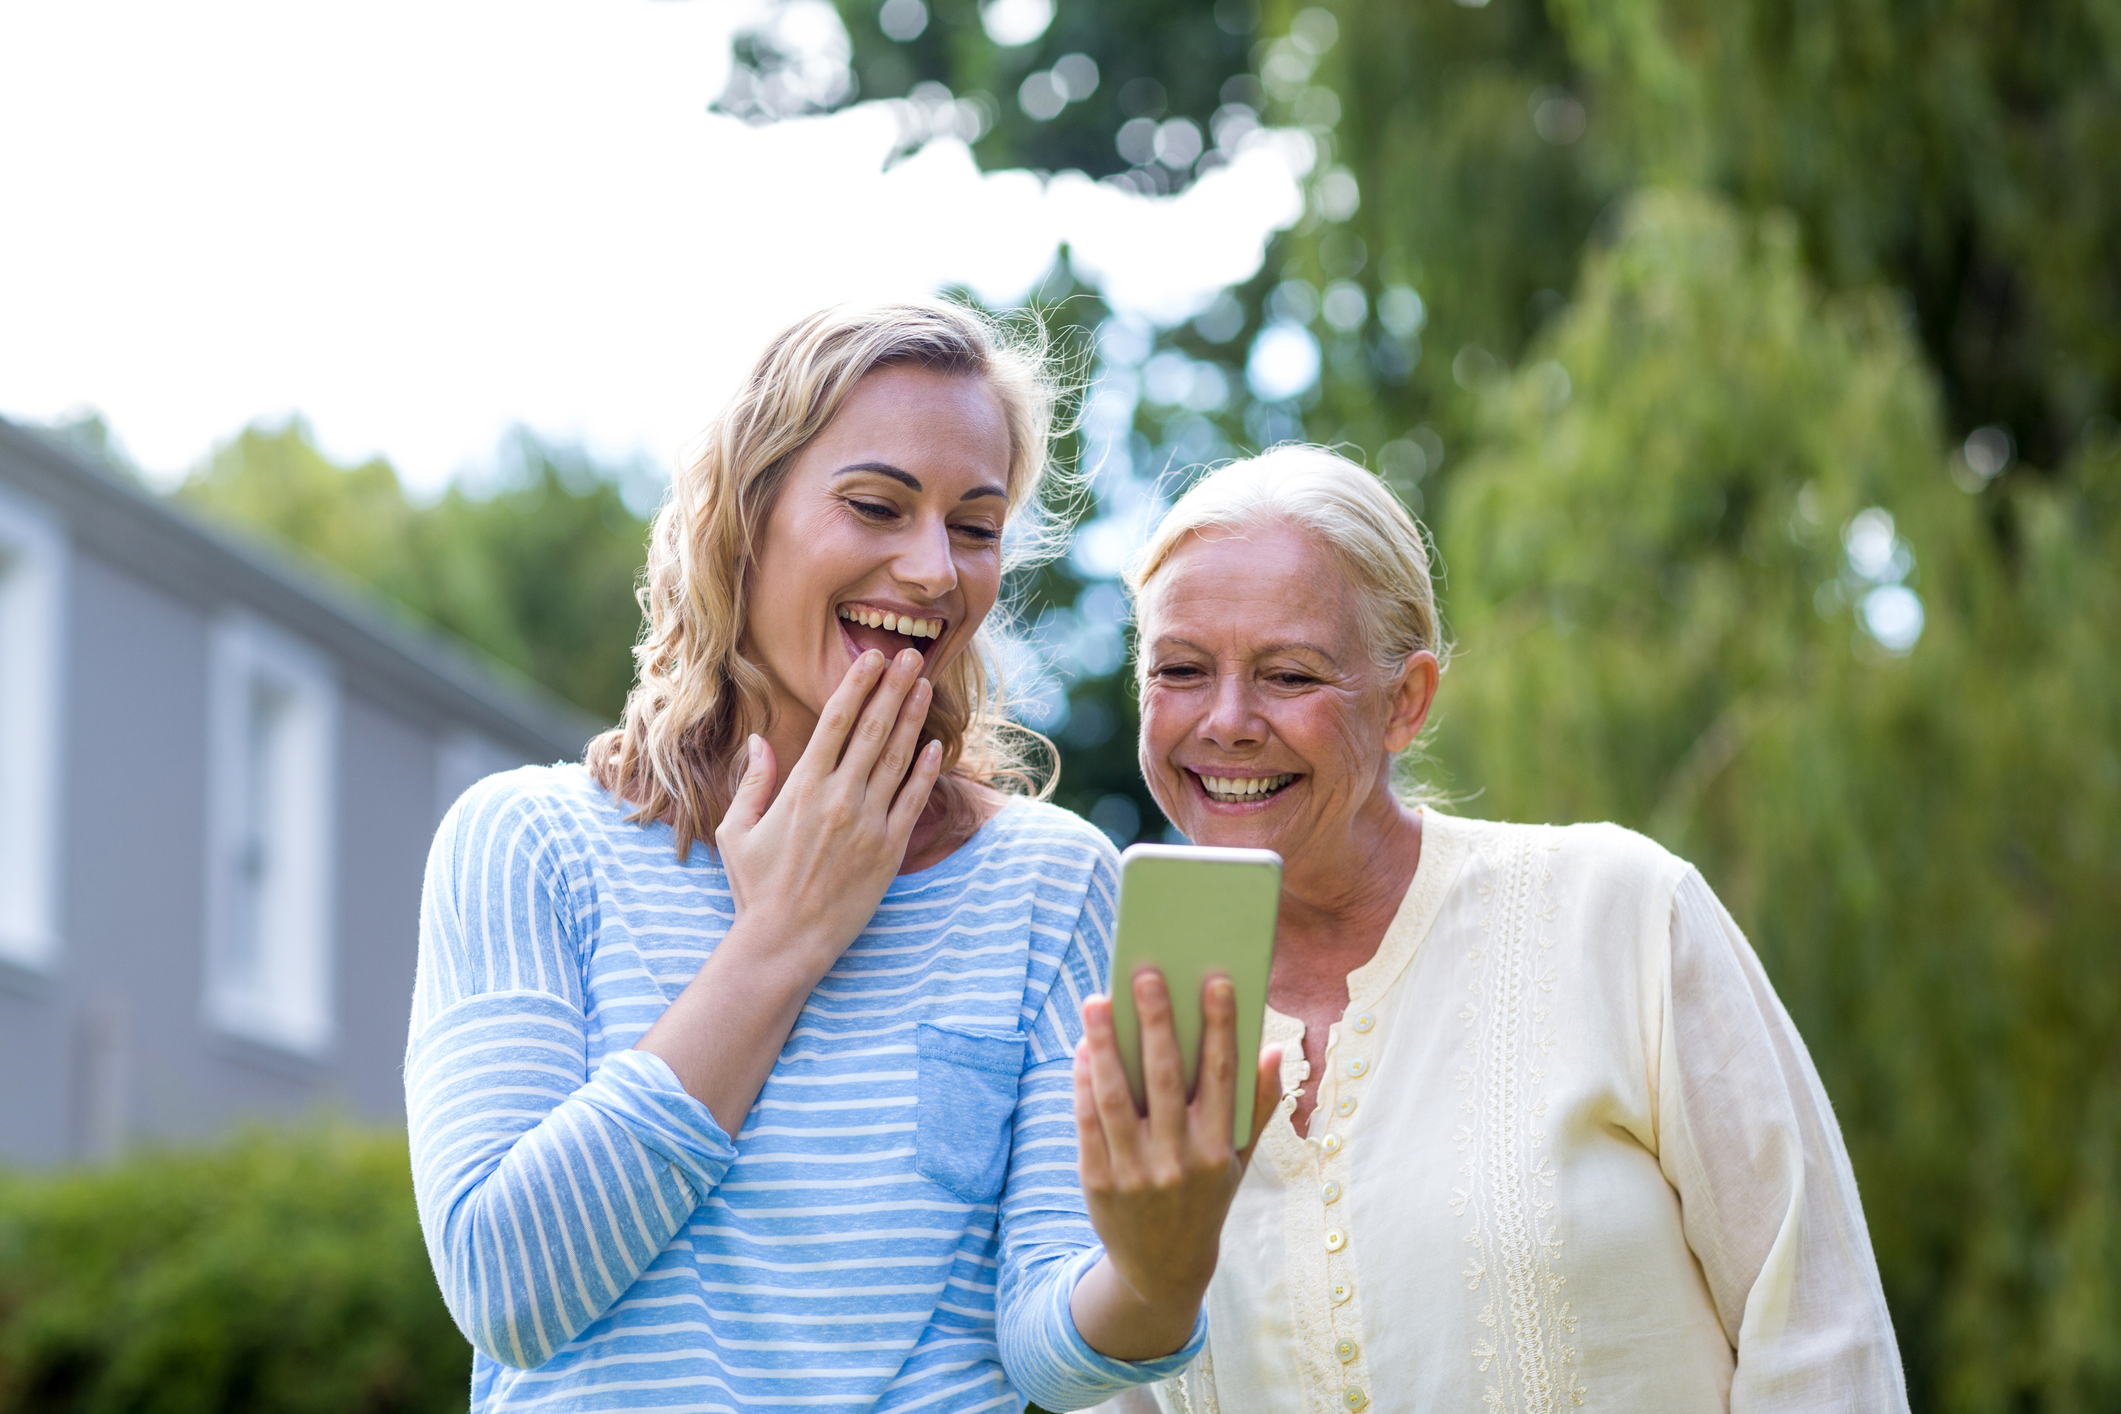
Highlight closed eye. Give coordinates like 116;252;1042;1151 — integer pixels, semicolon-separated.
952;521;1003;544
848;498;898;522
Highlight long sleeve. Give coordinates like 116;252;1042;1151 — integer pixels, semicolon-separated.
405;781;735;1370
996;851;1207;1411
1657;869;1908;1412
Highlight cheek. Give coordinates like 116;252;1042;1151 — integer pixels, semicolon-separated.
1136;689;1189;765
1288;696;1380;782
957;544;1003;609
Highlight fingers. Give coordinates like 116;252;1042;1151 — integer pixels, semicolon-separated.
719;735;777;836
885;740;944;840
1241;1045;1284;1159
1080;995;1145;1178
790;649;889;784
1191;973;1239;1158
1134;968;1189;1158
1073;1043;1113;1192
837;648;926;781
870;674;933;795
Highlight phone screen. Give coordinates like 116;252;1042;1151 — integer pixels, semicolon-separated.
1108;843;1283;1147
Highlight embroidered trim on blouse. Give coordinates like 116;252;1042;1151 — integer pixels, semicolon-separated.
1456;824;1587;1411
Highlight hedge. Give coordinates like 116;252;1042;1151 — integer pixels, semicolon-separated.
0;1128;468;1414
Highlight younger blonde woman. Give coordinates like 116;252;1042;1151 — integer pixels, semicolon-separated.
406;303;1253;1414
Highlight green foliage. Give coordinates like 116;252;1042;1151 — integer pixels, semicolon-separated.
175;422;649;721
1564;0;2121;464
1294;0;2121;465
833;0;1251;189
1435;191;2121;1413
0;1129;468;1414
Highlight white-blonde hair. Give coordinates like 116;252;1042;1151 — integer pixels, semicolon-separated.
588;300;1061;858
1126;444;1450;684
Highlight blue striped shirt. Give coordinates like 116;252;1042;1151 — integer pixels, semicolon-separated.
406;764;1200;1413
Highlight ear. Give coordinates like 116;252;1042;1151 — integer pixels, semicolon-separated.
1382;649;1441;754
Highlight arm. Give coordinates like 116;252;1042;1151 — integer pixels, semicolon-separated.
997;868;1277;1409
405;784;734;1370
1657;869;1909;1412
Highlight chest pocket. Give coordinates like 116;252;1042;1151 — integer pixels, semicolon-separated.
914;1023;1026;1204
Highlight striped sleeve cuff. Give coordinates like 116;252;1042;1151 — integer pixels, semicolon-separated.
574;1048;736;1201
1015;1245;1208;1410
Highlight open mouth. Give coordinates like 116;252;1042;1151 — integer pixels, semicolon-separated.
836;602;947;661
1191;770;1300;804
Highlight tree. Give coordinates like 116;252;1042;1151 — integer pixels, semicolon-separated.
174;420;651;721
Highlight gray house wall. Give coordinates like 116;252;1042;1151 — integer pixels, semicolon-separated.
0;419;604;1166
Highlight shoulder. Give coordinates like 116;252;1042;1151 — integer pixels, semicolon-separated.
966;798;1123;928
438;762;656;871
984;797;1123;874
1434;811;1692;911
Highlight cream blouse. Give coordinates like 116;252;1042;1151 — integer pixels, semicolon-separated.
1090;811;1906;1414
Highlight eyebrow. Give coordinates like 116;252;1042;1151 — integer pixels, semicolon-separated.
1152;635;1344;668
834;462;1007;502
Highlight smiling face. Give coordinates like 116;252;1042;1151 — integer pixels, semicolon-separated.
1135;522;1438;880
745;363;1012;733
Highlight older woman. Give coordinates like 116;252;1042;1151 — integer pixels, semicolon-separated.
405;302;1251;1414
1085;447;1906;1413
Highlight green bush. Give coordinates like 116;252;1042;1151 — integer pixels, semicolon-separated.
0;1129;468;1414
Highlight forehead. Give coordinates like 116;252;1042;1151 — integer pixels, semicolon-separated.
796;364;1012;488
1139;524;1362;655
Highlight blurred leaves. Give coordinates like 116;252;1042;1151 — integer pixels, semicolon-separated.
0;1129;468;1414
174;421;649;722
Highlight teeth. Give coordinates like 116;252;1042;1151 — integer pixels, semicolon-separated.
1200;773;1296;799
837;606;942;639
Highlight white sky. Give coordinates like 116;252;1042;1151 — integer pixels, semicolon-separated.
0;0;1302;493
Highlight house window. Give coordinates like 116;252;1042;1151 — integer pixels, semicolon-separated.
0;487;65;973
205;615;338;1055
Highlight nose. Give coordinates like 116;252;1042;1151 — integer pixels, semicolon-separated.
1197;670;1266;749
892;514;959;600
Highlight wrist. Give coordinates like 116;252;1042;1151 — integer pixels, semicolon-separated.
1070;1254;1206;1363
719;911;844;983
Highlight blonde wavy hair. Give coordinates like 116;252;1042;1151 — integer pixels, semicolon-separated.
588;300;1063;858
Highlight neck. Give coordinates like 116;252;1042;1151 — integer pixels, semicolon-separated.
1276;782;1424;953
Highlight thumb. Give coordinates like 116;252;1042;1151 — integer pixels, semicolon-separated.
724;734;777;833
1241;1045;1284;1160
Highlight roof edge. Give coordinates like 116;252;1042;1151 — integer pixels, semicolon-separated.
0;416;608;761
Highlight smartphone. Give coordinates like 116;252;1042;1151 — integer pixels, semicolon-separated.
1108;843;1284;1147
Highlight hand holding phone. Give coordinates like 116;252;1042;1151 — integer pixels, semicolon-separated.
1109;844;1283;1146
1063;844;1286;1364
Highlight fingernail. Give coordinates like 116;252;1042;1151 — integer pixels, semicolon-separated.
746;733;760;764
